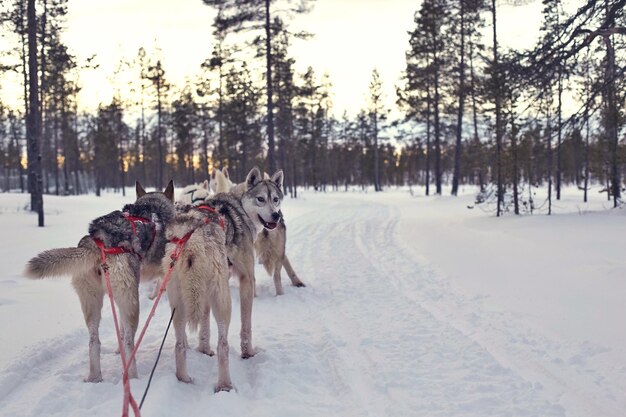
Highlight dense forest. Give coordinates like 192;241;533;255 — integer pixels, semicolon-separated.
0;0;624;224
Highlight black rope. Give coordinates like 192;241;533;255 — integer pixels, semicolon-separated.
139;307;175;410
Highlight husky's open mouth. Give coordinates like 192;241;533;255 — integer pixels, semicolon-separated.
258;215;278;230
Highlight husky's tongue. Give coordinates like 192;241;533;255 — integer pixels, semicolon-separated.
259;215;278;230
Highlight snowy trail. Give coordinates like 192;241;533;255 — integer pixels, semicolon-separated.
290;199;562;417
0;192;624;416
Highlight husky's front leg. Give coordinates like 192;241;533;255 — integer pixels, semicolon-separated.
238;267;256;359
73;270;104;383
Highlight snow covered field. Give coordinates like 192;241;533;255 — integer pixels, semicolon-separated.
0;186;624;417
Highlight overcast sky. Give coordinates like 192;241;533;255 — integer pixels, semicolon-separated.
1;0;550;117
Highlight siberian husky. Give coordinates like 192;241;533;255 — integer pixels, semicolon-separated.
163;204;233;391
24;182;176;382
206;167;283;358
177;180;211;205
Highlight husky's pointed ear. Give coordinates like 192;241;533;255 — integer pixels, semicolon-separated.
246;167;262;190
136;181;147;198
270;170;284;190
211;169;217;180
223;167;230;179
164;180;175;202
202;179;209;190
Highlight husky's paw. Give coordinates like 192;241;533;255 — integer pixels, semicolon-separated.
84;374;103;383
241;349;256;359
214;381;234;393
176;373;193;383
292;278;306;288
197;346;215;357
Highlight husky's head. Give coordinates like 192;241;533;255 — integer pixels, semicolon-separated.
210;167;234;194
177;180;210;206
128;180;177;226
241;167;284;233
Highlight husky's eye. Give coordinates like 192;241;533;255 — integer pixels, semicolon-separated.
257;197;265;203
273;197;279;203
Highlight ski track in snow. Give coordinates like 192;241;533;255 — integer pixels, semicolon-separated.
0;196;623;416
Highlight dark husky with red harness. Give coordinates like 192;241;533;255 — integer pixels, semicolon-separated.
24;181;176;383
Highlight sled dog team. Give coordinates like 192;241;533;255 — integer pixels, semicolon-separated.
24;167;305;392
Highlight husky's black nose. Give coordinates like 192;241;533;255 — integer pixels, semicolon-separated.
271;212;280;222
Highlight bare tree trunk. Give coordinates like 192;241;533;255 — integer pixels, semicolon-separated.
469;40;483;192
118;118;126;197
491;0;503;216
9;113;26;193
265;0;276;173
546;97;553;215
425;92;431;196
156;66;163;189
373;107;381;192
556;71;563;200
140;80;147;184
19;0;29;122
26;0;44;226
202;115;209;178
452;0;466;197
62;96;70;194
433;59;442;195
510;94;520;215
53;104;59;195
583;106;590;203
602;34;620;207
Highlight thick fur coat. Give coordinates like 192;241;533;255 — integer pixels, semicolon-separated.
163;204;233;391
24;182;176;383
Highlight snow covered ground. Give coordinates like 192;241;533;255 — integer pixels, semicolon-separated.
0;186;624;417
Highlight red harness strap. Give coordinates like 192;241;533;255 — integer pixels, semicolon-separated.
123;212;156;248
91;212;154;417
92;213;154;258
93;238;132;256
93;208;224;417
196;205;225;230
94;239;141;417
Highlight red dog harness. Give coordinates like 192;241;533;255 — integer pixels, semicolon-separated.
96;205;225;417
92;212;155;259
166;205;224;266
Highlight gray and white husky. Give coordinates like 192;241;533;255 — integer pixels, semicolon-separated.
24;182;176;383
255;173;305;295
163;204;233;391
228;172;305;296
209;167;234;194
178;180;211;205
206;167;283;358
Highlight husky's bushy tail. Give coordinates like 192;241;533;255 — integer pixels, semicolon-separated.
24;247;97;279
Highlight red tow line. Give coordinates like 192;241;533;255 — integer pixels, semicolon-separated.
94;207;223;417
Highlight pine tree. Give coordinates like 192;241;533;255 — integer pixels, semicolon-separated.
202;0;312;173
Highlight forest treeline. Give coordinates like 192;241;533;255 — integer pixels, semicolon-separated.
0;0;624;224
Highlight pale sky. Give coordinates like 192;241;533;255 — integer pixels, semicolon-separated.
1;0;550;118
